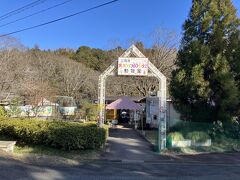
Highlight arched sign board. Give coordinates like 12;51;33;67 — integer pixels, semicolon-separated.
98;45;167;151
118;57;149;76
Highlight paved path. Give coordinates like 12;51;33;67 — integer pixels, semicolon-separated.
101;125;170;161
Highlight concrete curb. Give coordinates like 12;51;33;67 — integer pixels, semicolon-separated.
134;129;156;150
2;152;240;167
87;158;240;166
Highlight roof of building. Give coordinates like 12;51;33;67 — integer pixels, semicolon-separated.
105;96;145;102
106;96;142;110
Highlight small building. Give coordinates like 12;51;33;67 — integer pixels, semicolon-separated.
103;96;144;123
145;96;180;129
1;94;78;119
100;96;180;128
3;97;56;118
54;96;77;117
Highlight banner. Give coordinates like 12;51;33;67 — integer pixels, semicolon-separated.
118;57;148;76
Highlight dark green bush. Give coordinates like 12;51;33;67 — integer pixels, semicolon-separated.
47;121;107;150
0;118;49;144
186;131;210;142
208;121;224;139
0;118;108;150
209;120;240;139
169;121;213;137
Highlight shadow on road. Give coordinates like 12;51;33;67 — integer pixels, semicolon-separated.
101;124;171;161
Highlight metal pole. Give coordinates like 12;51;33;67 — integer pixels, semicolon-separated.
157;90;161;152
141;110;143;134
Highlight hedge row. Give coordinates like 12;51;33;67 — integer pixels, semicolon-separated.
0;118;108;150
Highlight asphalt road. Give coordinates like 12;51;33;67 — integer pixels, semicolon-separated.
0;155;240;180
101;125;166;161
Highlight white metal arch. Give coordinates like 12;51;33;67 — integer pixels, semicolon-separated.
98;45;167;150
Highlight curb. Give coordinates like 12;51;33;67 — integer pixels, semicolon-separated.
87;158;240;165
3;154;240;167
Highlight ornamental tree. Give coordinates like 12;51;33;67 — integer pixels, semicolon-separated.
170;0;240;122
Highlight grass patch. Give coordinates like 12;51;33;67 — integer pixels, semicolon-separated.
0;135;103;160
13;144;101;160
165;121;240;154
165;137;240;154
145;121;240;154
0;134;102;165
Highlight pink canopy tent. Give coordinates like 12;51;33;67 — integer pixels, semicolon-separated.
106;96;142;110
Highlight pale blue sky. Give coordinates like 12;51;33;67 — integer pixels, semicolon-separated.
0;0;239;50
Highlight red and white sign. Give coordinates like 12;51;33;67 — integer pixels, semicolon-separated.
118;57;148;76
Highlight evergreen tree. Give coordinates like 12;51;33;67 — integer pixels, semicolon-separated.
170;0;240;122
73;46;112;72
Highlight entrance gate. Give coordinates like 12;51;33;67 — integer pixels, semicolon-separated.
98;45;167;151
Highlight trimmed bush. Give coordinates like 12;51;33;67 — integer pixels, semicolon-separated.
167;132;184;141
169;121;213;137
166;132;184;148
186;131;210;143
0;118;108;150
0;118;49;144
47;122;107;150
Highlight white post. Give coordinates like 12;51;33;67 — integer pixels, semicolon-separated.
98;75;106;127
158;79;167;150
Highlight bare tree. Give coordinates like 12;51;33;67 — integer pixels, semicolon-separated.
106;28;178;97
0;36;25;50
149;28;177;79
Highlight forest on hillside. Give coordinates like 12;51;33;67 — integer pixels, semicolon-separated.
0;29;177;106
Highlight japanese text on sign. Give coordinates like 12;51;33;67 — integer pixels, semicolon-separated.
118;57;148;76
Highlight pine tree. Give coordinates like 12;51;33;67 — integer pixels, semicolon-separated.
170;0;240;122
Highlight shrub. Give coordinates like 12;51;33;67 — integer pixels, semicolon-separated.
209;120;240;139
223;119;240;139
166;132;184;148
0;107;7;118
79;100;98;121
0;118;108;150
209;120;224;139
167;132;184;141
169;121;213;137
47;121;107;150
0;118;49;144
186;131;210;143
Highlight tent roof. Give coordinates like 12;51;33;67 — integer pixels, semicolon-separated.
105;96;145;102
106;96;142;110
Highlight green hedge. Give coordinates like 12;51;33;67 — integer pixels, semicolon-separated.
169;121;213;137
166;132;184;148
186;131;210;143
0;118;108;150
167;132;184;141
